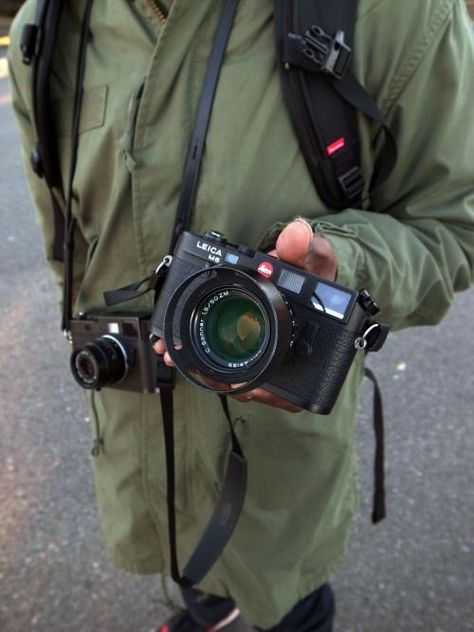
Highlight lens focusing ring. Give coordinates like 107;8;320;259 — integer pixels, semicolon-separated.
71;334;130;389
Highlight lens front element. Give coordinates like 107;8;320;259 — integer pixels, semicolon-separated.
195;290;269;369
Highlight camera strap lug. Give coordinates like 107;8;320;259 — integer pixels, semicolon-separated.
355;322;389;353
151;255;173;291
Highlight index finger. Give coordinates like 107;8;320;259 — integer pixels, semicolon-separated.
153;338;167;355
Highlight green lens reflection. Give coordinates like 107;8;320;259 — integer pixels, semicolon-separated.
206;295;267;363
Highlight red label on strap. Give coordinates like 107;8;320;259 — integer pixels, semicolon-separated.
326;137;346;156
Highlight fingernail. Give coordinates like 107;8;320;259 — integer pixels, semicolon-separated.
293;217;314;243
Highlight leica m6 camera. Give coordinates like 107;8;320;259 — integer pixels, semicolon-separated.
151;230;388;414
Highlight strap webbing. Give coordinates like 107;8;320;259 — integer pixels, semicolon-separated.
61;0;95;332
23;0;66;261
364;367;386;524
104;0;241;306
169;0;240;252
158;370;247;587
32;0;63;190
333;74;397;193
159;0;246;587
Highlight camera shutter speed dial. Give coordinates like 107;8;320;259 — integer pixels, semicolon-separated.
204;230;227;244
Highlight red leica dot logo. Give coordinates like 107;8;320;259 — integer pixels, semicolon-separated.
258;262;274;279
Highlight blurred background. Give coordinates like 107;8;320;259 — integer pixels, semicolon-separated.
1;2;473;631
0;1;22;17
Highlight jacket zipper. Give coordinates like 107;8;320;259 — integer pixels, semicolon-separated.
146;0;168;25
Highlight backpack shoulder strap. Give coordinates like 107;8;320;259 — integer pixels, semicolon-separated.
274;0;397;210
20;0;65;261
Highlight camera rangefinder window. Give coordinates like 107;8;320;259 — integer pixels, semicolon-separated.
193;290;270;368
312;282;352;320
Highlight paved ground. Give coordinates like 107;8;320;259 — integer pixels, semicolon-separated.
0;39;473;632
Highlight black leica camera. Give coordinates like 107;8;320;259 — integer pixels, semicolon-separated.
151;230;388;414
69;314;158;392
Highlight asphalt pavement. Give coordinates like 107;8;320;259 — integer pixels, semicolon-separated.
0;39;473;632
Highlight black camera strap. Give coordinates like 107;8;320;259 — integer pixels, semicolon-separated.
156;0;247;588
158;372;246;587
364;367;386;524
62;0;95;333
169;0;239;251
104;0;241;304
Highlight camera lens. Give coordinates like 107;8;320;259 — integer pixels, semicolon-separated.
71;335;130;389
74;350;99;386
194;290;270;368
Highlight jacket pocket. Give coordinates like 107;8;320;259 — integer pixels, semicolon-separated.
53;85;108;137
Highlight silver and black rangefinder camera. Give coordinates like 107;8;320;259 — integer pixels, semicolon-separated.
69;314;158;392
151;230;388;414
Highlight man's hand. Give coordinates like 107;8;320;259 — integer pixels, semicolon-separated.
153;219;338;412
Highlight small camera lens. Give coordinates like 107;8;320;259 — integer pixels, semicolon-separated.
194;290;269;368
74;350;100;386
71;335;130;389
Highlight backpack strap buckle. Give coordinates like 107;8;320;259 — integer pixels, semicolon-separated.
20;23;40;65
338;166;364;203
302;27;351;79
285;27;352;79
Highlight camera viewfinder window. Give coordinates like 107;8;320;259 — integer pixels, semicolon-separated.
312;282;352;320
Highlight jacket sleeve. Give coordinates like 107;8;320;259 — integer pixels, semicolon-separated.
8;14;89;310
317;1;474;330
264;1;474;331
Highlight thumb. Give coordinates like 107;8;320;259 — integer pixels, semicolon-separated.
275;220;314;267
273;218;338;281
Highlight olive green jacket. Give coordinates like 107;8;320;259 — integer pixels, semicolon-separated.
9;0;474;627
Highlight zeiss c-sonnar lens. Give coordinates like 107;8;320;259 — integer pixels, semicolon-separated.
161;265;294;393
193;290;270;369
